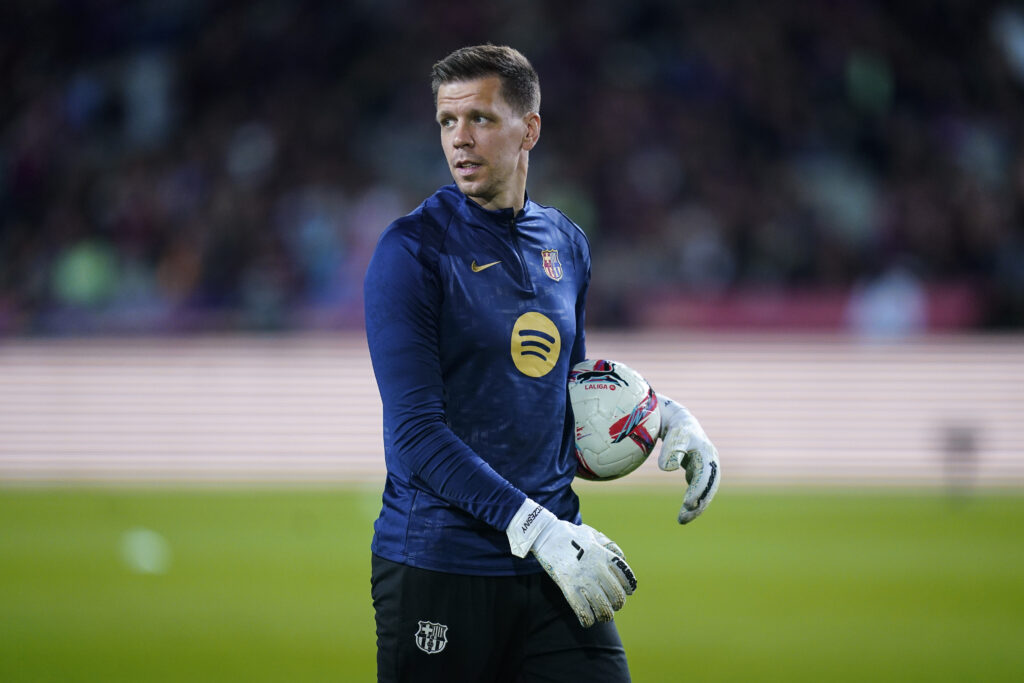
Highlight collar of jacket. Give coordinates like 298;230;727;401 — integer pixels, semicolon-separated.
453;185;534;223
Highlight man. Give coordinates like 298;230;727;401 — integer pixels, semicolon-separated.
364;44;720;682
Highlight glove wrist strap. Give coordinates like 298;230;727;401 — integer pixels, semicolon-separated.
506;498;555;558
656;392;694;439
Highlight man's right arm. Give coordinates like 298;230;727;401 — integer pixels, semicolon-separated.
364;223;527;531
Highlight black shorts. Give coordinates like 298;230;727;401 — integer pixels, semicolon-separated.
371;554;631;682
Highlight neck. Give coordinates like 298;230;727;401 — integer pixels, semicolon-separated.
505;158;529;213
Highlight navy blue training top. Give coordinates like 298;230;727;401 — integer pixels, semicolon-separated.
364;184;591;575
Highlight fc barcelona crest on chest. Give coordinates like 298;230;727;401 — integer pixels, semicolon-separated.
541;249;563;281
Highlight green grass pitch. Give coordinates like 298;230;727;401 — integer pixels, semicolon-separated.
2;484;1023;682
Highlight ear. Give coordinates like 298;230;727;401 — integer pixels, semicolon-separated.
522;112;541;151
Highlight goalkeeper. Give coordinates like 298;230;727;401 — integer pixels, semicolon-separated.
364;44;720;683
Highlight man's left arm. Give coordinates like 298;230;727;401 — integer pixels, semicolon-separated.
569;231;591;366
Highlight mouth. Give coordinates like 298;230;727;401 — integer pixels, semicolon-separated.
454;159;483;177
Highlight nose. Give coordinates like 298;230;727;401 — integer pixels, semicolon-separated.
451;120;473;148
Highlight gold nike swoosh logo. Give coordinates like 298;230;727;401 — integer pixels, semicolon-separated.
471;260;501;273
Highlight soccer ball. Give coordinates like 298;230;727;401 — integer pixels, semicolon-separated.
568;359;661;481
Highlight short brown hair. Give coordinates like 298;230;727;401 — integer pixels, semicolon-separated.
431;44;540;115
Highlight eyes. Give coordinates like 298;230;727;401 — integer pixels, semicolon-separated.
438;114;492;128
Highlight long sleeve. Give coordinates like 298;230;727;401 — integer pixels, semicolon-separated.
569;244;590;367
364;223;527;531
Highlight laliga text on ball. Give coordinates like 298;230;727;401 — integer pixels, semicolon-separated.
568;359;661;481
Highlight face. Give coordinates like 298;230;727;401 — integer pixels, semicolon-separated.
436;76;540;212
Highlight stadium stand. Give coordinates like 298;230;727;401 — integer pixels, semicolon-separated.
2;0;1023;335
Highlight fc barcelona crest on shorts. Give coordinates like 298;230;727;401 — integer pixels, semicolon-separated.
415;620;448;654
541;249;563;281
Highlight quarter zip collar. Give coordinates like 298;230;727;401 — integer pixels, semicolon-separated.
456;185;532;226
447;184;535;293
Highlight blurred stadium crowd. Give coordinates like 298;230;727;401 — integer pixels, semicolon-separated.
2;0;1024;335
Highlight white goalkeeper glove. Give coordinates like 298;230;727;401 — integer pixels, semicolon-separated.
507;499;637;628
657;393;721;524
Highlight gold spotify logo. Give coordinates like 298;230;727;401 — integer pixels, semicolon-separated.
511;312;561;377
